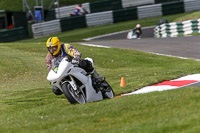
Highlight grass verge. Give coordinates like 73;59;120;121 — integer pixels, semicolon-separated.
1;11;200;132
1;41;200;132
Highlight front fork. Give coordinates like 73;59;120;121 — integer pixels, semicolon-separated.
68;75;86;98
69;75;78;91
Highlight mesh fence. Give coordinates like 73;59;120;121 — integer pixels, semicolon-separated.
24;0;56;11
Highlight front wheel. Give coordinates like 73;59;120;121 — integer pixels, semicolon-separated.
62;82;86;104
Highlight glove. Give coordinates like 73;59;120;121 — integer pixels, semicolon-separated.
73;51;81;57
72;57;80;64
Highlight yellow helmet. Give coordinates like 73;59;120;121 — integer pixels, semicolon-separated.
46;37;61;56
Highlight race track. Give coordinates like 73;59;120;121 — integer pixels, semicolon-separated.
79;28;200;90
84;26;155;41
83;36;200;61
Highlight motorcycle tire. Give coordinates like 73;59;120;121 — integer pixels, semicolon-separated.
101;81;115;99
62;82;86;104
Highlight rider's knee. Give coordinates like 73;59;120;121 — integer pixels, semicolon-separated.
84;57;94;67
79;58;94;72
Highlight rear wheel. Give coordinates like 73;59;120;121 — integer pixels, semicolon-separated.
62;82;86;104
101;81;115;99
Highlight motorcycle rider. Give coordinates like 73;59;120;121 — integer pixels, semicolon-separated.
132;24;142;39
70;4;88;16
45;37;104;95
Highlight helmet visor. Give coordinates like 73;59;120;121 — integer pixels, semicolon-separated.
48;46;58;55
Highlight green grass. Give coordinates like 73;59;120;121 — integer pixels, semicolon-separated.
1;87;200;133
1;11;200;133
1;41;200;133
174;11;200;22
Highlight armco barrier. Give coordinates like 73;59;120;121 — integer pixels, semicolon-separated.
113;8;138;23
0;27;27;42
55;5;75;18
90;0;122;13
184;0;200;12
137;4;162;19
154;0;180;3
154;19;200;38
121;0;154;8
86;11;113;27
32;20;61;38
60;16;87;31
162;1;184;15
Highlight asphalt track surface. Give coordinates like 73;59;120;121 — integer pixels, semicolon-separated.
84;26;155;41
81;27;200;88
84;34;200;61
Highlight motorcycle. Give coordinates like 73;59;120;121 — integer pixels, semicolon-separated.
47;57;115;104
127;30;141;39
70;8;88;17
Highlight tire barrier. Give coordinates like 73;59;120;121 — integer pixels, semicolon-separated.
32;20;61;38
86;11;113;27
122;0;154;8
0;27;27;42
154;19;200;38
138;4;162;19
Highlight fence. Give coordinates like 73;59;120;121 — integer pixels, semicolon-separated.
86;11;113;27
113;7;138;23
162;1;184;16
121;0;154;8
184;0;200;12
90;0;122;13
0;27;27;42
60;16;87;32
32;19;61;38
138;4;162;19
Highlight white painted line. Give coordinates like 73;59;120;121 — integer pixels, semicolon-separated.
121;74;200;96
83;30;130;41
149;52;200;61
78;43;110;48
79;43;200;62
83;26;155;41
123;85;178;95
172;74;200;81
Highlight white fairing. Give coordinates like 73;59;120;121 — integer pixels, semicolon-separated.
47;69;57;81
127;31;137;39
47;58;72;81
46;57;104;102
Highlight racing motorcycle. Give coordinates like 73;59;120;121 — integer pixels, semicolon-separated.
127;31;137;39
127;30;141;39
47;57;114;104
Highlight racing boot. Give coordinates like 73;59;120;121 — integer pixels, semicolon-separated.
91;69;105;83
91;69;111;92
91;69;104;92
52;86;63;95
